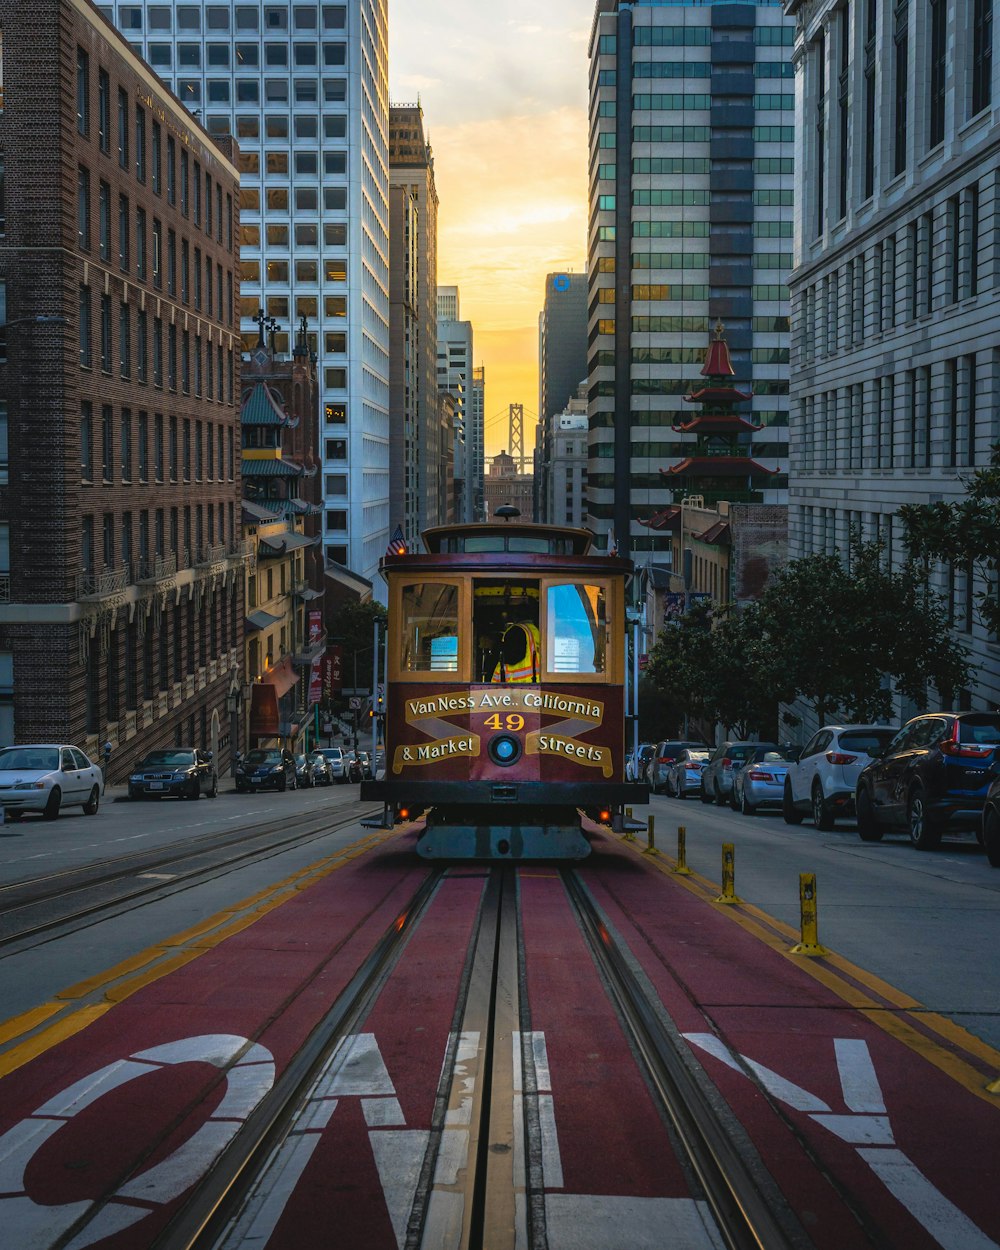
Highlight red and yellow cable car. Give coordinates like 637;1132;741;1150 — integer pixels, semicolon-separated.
362;518;646;859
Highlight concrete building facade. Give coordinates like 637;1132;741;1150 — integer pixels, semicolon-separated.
0;0;245;779
102;0;392;589
547;383;589;529
437;309;474;521
785;0;1000;728
537;271;588;523
587;0;794;558
389;103;440;547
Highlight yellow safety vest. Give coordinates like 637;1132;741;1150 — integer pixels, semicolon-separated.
491;622;540;683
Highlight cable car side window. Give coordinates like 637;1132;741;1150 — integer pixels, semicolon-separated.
400;582;460;673
545;583;608;675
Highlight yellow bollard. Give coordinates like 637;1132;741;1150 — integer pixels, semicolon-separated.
671;825;692;875
642;814;658;855
626;806;633;818
714;842;742;904
790;872;830;956
987;1074;1000;1095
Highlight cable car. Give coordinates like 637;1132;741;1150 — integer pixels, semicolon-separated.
361;514;646;859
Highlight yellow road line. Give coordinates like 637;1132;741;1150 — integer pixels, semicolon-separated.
617;834;1000;1105
0;824;403;1081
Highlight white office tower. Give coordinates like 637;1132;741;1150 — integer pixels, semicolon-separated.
437;285;460;321
104;1;391;589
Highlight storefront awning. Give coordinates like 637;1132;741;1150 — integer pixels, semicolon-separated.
248;657;300;738
246;609;283;632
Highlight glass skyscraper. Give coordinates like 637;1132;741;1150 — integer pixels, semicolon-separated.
99;1;391;588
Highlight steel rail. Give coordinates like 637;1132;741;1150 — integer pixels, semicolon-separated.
0;797;376;908
562;869;803;1250
0;803;384;953
148;870;445;1250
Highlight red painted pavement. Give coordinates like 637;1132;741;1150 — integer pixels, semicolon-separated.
581;835;1000;1249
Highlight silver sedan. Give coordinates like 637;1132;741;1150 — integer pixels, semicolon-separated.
0;744;104;820
664;749;711;797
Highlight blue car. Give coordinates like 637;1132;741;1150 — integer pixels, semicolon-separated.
856;712;1000;850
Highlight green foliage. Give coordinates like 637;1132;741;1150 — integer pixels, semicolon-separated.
898;445;1000;636
756;538;969;725
646;537;972;732
328;598;387;673
647;599;776;738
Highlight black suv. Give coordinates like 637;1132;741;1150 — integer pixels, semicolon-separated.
235;748;298;793
856;711;1000;850
129;748;217;800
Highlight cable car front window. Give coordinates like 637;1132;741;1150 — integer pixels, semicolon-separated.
546;583;608;675
400;582;460;672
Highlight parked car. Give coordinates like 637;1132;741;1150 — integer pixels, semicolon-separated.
783;725;897;829
855;711;1000;849
636;743;657;784
373;750;386;782
344;751;364;783
294;754;316;788
663;748;711;798
357;750;373;780
731;745;797;815
0;744;103;820
626;744;653;783
129;748;217;801
314;746;347;783
235;748;298;793
701;741;761;805
981;776;1000;868
648;741;711;794
307;752;334;786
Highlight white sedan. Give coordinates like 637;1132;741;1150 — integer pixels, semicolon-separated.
0;744;103;820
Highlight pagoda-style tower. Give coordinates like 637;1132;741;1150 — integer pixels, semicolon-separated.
659;322;778;506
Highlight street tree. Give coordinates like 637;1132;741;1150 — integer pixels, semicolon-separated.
755;538;970;726
898;445;1000;636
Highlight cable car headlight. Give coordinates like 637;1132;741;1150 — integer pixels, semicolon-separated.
488;734;522;767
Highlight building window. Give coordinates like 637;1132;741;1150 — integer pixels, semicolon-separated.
136;207;147;280
99;294;112;373
152;317;163;387
837;10;849;220
154;413;164;481
893;0;909;175
118;194;130;270
928;0;947;148
81;401;93;481
98;68;110;152
101;405;113;481
137;310;147;383
76;48;89;135
79;285;92;368
119;302;131;378
117;88;129;169
135;105;146;182
98;181;111;261
972;0;993;115
166;135;176;203
0;404;6;486
152;219;162;288
138;412;148;481
121;409;132;481
77;166;90;250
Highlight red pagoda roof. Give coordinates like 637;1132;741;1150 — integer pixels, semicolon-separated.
638;506;681;531
661;457;781;478
694;520;731;546
672;414;763;434
702;320;735;377
684;385;753;405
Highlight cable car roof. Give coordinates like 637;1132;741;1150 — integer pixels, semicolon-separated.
421;522;595;557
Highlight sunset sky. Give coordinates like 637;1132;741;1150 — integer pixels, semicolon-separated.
389;1;591;458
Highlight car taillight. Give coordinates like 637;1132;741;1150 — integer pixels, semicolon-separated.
723;759;733;770
825;752;857;765
747;770;773;782
940;722;996;758
686;764;702;772
658;756;676;764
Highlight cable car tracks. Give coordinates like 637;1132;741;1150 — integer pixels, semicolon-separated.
0;801;383;953
135;866;802;1250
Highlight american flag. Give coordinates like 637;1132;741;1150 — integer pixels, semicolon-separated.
387;524;407;556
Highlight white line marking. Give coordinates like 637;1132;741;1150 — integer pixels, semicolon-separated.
810;1114;894;1145
835;1038;886;1113
315;1033;396;1097
538;1094;564;1189
363;1096;406;1127
858;1148;1000;1250
683;1033;831;1112
543;1194;726;1250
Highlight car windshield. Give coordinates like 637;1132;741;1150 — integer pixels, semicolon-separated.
639;746;655;760
245;750;280;765
838;730;896;753
728;745;759;760
319;748;343;759
686;752;710;762
758;748;796;762
140;749;196;767
0;747;60;771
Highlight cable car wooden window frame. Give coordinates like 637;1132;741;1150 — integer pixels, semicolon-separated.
539;576;622;685
390;575;471;683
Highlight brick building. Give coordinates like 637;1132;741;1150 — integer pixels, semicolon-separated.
0;0;245;781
